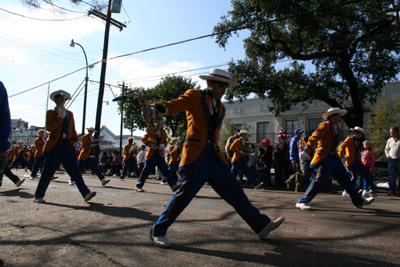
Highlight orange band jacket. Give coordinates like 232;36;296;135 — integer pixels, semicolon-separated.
156;89;228;171
304;121;342;168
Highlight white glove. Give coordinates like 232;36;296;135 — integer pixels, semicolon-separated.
60;109;67;119
159;144;165;149
173;145;179;151
341;158;346;164
74;143;80;149
26;152;30;156
240;151;246;155
129;148;135;154
17;149;21;153
300;151;309;159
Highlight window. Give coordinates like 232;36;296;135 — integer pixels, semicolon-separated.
233;106;241;113
234;124;242;131
257;122;270;143
285;120;298;136
308;118;323;134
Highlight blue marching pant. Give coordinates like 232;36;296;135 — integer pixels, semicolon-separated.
9;157;32;171
151;149;271;237
298;155;364;207
162;160;180;183
231;157;259;188
31;155;45;177
79;157;105;181
120;156;141;179
35;140;91;199
4;166;20;184
345;159;373;193
137;152;175;188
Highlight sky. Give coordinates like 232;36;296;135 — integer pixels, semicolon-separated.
1;0;257;137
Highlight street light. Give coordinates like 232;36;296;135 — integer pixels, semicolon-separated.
70;39;89;136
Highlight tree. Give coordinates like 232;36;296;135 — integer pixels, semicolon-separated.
218;119;250;152
120;75;200;143
365;96;400;160
213;0;400;128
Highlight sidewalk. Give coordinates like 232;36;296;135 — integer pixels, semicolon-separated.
1;169;399;267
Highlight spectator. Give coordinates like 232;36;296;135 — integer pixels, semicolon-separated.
273;130;289;188
361;140;375;196
384;126;400;195
288;128;304;192
247;144;258;181
299;136;312;188
255;158;265;184
111;150;121;176
99;152;111;174
260;138;274;187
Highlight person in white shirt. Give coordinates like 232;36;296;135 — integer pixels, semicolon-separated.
137;145;146;174
385;126;400;195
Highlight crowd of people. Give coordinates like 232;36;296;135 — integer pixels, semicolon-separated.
1;68;399;249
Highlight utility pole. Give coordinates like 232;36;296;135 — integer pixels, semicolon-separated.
90;0;126;156
119;82;124;158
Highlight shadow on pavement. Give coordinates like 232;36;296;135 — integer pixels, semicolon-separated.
44;202;159;221
169;237;398;267
0;188;34;199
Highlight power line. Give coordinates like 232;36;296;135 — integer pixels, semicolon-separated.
0;7;87;21
8;0;361;98
40;0;87;14
0;34;88;63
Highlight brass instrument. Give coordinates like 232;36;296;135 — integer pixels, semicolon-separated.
56;93;72;114
134;93;165;134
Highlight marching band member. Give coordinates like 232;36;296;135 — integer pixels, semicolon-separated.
8;140;32;171
78;127;110;186
26;145;35;172
149;68;283;248
338;127;374;198
296;108;374;210
33;90;96;203
135;127;180;192
31;129;46;179
230;130;263;189
0;81;25;187
120;137;141;181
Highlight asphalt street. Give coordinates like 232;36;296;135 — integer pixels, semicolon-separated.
1;169;399;267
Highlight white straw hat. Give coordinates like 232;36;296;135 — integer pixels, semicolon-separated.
322;107;347;120
199;68;239;86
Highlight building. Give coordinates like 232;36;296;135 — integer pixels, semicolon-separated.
98;125;143;152
223;81;400;147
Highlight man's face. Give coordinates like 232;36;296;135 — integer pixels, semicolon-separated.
241;134;247;139
54;95;64;106
88;130;94;136
208;80;229;100
295;132;302;138
39;132;44;138
329;113;342;126
171;140;177;146
390;128;399;138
